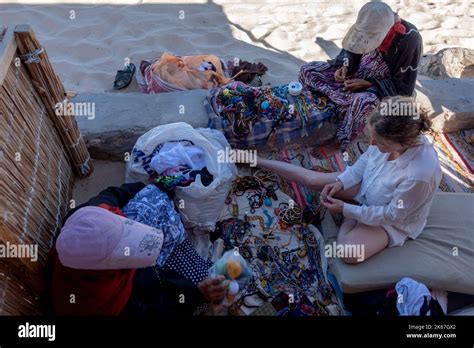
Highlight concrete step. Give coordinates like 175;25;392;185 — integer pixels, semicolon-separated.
73;90;209;161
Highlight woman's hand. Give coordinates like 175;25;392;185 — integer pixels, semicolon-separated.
334;66;348;83
343;79;372;92
321;196;344;214
198;276;227;303
321;180;344;200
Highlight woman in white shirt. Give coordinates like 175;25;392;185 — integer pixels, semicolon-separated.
256;96;442;263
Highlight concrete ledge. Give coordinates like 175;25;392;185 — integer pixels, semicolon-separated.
415;78;474;133
73;90;209;160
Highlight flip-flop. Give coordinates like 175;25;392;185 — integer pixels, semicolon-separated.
113;63;136;90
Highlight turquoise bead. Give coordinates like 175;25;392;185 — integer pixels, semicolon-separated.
261;100;270;110
264;197;272;206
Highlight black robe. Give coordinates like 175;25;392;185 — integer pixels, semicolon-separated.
331;19;423;98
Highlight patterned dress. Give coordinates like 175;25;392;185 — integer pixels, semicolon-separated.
122;184;187;266
299;50;391;149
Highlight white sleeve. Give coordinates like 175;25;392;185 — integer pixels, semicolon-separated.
337;148;371;190
342;180;433;226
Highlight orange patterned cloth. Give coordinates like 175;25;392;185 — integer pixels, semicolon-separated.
151;52;231;90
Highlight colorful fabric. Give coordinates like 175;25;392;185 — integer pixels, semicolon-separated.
299;50;391;149
137;53;267;94
440;130;474;175
206;81;337;147
154;168;214;191
122;184;187;266
428;132;473;192
276;151;327;224
378;20;407;54
137;53;231;94
154;174;194;190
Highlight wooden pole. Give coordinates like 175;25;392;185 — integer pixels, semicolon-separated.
14;24;93;177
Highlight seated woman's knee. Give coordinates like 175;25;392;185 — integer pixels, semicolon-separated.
336;235;366;264
342;254;364;264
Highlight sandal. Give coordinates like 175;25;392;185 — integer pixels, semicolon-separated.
113;63;136;90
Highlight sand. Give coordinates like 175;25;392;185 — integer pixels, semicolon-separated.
72;159;125;205
1;0;473;94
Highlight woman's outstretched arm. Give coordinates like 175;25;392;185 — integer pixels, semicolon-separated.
256;157;337;190
256;157;361;201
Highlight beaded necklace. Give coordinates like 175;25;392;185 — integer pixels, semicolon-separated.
227;171;280;214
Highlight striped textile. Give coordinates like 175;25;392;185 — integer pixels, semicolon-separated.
299;51;390;149
429;132;473;192
441;130;473;174
264;141;367;215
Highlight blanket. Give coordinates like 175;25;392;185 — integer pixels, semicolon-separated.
206;81;338;147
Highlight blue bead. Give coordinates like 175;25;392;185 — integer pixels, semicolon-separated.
261;100;270;110
264;197;272;206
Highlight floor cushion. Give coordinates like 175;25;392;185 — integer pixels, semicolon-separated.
321;192;474;294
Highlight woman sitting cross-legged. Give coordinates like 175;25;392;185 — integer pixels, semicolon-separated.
299;2;423;149
254;96;442;263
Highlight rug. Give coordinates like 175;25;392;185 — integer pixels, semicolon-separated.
437;130;473;174
260;140;367;220
429;132;473;192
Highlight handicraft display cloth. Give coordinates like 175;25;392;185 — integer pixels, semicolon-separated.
215;174;343;316
206;81;337;148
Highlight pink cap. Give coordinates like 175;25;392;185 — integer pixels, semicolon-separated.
56;206;164;270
